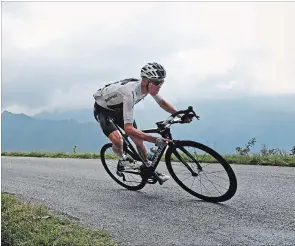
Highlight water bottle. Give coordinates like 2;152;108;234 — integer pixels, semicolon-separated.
147;147;157;161
147;152;153;161
150;147;157;153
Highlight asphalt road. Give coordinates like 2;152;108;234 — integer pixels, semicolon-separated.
2;156;295;246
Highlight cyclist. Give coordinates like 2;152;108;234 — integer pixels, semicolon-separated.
93;62;191;183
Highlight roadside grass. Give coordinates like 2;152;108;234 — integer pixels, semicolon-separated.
1;193;118;246
2;151;295;167
1;151;101;159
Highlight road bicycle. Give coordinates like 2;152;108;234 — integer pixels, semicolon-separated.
100;106;237;203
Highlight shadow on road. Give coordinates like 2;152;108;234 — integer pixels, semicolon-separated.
109;188;234;210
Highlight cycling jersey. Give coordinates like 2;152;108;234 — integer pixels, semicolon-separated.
93;78;163;124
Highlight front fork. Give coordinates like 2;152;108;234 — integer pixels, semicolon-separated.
169;142;202;176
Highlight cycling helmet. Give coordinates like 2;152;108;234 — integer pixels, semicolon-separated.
140;62;166;81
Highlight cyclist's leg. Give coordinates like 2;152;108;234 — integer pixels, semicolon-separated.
94;103;124;159
129;122;149;162
109;131;125;159
115;112;148;162
114;109;170;181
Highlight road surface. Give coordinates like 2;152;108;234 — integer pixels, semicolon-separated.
2;156;295;245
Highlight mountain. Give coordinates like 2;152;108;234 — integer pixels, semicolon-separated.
1;110;109;152
34;94;295;123
34;109;94;123
2;94;295;154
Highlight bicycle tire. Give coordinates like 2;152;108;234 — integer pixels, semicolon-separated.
165;140;237;202
100;143;146;191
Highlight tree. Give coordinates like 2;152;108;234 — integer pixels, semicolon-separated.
235;137;257;155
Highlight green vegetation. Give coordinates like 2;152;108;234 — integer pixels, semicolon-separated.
169;153;295;167
232;138;295;166
1;151;101;159
2;138;295;167
2;151;295;167
1;193;118;246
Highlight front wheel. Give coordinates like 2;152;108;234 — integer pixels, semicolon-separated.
165;141;237;203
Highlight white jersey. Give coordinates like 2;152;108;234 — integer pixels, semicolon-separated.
93;78;163;124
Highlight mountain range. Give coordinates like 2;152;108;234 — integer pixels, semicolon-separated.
1;94;295;154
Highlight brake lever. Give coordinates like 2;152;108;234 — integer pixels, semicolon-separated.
193;112;200;120
165;106;200;126
188;106;200;120
184;107;200;120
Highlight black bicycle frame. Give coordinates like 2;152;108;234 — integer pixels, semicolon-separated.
113;121;172;173
112;117;200;177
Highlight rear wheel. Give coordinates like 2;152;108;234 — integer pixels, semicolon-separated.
165;141;237;202
100;143;146;190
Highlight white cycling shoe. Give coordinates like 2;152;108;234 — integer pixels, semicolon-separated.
117;157;170;183
117;157;141;171
145;160;170;183
155;171;170;182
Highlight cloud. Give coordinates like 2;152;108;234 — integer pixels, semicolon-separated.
2;1;295;115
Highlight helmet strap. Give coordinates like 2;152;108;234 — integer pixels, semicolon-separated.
146;80;150;93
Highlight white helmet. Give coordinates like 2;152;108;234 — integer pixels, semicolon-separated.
140;62;166;81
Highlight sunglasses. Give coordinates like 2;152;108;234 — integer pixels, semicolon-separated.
149;79;164;86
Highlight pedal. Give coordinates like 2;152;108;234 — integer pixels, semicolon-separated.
116;170;123;177
116;170;126;181
117;162;125;172
152;172;163;185
145;172;163;185
146;176;157;184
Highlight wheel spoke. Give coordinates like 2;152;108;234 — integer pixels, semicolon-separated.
180;174;193;183
206;170;226;174
201;152;207;163
205;172;229;182
190;177;196;190
167;141;237;202
201;163;210;168
199;175;202;195
198;175;212;196
201;172;227;193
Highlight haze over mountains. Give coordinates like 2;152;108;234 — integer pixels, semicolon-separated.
2;94;295;154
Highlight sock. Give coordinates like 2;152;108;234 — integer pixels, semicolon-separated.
112;145;126;160
120;154;127;161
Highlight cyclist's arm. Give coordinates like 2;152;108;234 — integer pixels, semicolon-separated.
122;94;158;143
124;124;158;143
152;94;178;114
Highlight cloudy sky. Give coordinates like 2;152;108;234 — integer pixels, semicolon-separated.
1;1;295;115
